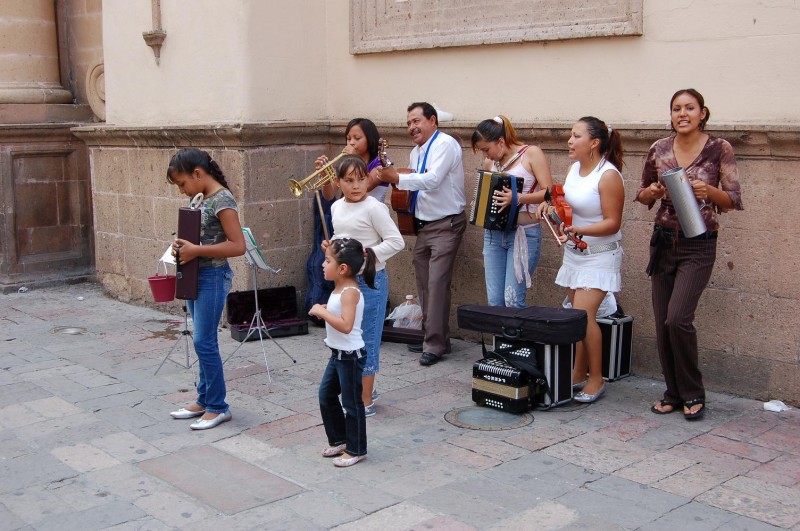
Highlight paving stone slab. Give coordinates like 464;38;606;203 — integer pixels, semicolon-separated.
0;502;29;531
697;476;800;528
0;451;78;495
33;500;147;531
487;501;580;530
138;445;304;514
585;475;690;514
638;500;736;531
331;501;437;531
556;487;662;529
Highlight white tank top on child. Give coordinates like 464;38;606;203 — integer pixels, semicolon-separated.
563;158;623;245
324;286;365;351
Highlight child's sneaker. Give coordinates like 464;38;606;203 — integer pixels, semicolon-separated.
364;403;376;417
371;389;379;402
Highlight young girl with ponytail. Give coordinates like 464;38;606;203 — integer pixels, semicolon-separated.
471;115;554;307
166;148;245;430
538;117;625;404
310;237;377;467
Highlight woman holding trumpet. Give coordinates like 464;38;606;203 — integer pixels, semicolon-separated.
319;118;390;202
305;118;389;320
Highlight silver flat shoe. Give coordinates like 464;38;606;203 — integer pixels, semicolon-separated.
333;454;365;467
189;410;232;430
572;380;587;392
573;384;606;403
170;407;204;419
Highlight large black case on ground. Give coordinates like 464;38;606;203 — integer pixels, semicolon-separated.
226;287;308;341
457;305;587;344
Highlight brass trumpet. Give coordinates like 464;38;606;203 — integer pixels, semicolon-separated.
288;151;347;197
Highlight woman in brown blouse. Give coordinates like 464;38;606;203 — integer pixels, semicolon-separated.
636;88;743;420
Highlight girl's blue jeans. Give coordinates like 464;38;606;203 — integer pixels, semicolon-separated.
483;224;542;308
187;263;233;414
319;349;367;456
357;268;388;376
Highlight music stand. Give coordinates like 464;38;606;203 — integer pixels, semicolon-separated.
222;228;297;383
153;247;197;384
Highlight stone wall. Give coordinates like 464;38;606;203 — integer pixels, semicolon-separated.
73;122;800;404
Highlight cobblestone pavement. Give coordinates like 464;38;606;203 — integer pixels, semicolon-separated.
1;283;798;530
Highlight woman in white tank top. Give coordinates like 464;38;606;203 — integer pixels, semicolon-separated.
471;115;554;308
537;117;625;404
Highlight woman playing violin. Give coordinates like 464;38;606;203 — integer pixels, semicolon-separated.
537;117;625;403
637;89;743;420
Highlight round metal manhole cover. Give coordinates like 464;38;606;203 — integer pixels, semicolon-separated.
444;406;533;431
51;326;87;335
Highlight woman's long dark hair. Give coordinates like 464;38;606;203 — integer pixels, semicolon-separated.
345;118;380;163
167;148;229;188
578;116;624;170
329;238;377;289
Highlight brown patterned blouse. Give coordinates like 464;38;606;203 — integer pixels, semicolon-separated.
637;135;743;232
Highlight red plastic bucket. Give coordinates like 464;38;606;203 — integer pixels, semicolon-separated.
148;274;176;302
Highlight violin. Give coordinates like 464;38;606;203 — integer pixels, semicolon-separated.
542;184;587;250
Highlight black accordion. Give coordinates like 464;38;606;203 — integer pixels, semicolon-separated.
472;357;532;413
468;170;524;231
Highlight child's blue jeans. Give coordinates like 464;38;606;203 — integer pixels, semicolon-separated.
187;263;233;414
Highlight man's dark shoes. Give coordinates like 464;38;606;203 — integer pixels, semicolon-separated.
407;343;423;353
419;352;441;366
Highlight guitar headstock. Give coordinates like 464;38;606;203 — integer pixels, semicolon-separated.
378;138;393;168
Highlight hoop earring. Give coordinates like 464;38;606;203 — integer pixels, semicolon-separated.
590;151;594;162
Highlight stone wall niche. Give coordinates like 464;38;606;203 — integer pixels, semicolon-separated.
0;128;93;290
350;0;643;53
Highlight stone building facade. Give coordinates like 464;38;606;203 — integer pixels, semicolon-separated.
6;1;800;403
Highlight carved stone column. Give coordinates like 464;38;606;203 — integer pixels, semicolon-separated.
0;0;72;104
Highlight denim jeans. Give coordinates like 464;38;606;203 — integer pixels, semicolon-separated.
318;349;367;456
483;224;542;308
358;269;388;376
187;263;233;414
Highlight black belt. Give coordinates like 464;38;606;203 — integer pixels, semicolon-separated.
330;347;365;360
658;227;718;240
413;214;457;232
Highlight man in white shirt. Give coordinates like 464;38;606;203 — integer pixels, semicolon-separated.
379;102;466;365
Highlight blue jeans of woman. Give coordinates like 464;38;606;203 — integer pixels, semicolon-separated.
318;349;367;456
358;269;388;376
186;263;233;414
483;224;542;308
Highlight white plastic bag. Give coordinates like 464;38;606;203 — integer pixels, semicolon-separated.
387;295;423;330
563;292;618;318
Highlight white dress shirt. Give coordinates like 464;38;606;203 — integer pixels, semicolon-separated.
397;130;466;221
